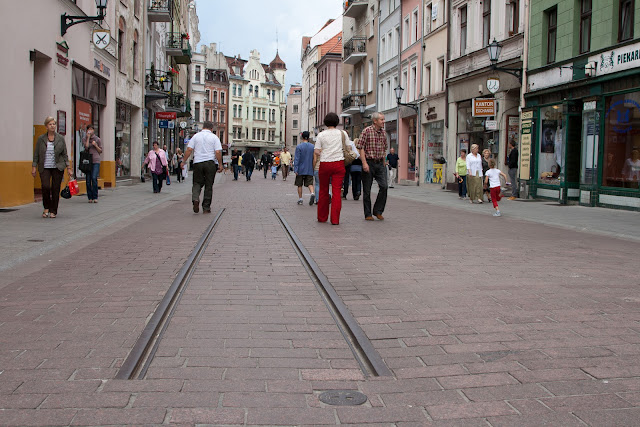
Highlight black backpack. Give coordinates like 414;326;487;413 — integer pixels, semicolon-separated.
79;149;92;174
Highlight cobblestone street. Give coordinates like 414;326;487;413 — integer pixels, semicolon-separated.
1;174;639;426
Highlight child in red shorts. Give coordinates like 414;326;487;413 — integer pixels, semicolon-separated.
484;159;510;217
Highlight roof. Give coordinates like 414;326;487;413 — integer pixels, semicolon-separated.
320;33;342;57
288;85;302;95
269;51;286;70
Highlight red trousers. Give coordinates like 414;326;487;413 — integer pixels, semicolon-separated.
490;186;502;208
318;160;346;225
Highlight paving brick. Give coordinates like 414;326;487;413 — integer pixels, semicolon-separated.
336;407;428;423
380;390;466;407
222;391;308;408
488;413;585;426
510;368;592;383
0;409;77;426
169;408;246;424
71;408;166;425
246;408;336;425
574;408;640;426
437;373;519;389
540;393;633;411
40;393;131;409
462;383;552;402
426;401;517;420
395;365;467;379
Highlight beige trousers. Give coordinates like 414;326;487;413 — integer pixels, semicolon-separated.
468;174;483;201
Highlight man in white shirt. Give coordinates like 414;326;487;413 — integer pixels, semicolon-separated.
182;121;223;213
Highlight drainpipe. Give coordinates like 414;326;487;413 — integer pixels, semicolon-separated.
520;0;530;198
443;0;451;189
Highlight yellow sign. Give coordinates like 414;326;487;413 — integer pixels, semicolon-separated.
521;110;534;120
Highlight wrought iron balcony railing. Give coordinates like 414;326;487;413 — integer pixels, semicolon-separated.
148;0;172;22
341;92;366;111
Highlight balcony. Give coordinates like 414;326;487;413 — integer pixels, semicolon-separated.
341;92;366;114
343;0;368;18
166;91;185;113
148;0;172;22
343;36;367;65
144;67;171;104
165;33;192;64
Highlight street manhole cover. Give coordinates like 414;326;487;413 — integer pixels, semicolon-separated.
319;390;367;406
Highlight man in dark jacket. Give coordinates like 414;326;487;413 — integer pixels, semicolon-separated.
261;152;272;178
507;140;519;199
242;149;256;181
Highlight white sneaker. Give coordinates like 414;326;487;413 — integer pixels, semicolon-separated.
297;199;303;205
493;211;501;217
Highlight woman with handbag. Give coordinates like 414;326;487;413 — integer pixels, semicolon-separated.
313;112;354;225
143;141;169;193
32;116;73;218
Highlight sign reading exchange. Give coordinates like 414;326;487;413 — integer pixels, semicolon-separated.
472;98;496;117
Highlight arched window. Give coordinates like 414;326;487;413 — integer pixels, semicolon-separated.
254;85;259;97
221;92;225;104
233;105;237;118
118;17;126;73
232;84;236;96
249;84;253;94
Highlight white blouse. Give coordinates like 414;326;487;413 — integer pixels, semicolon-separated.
466;153;483;177
315;129;347;163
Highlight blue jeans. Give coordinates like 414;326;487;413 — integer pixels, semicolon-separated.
233;164;241;180
458;175;467;198
86;163;100;200
314;170;320;198
245;167;253;180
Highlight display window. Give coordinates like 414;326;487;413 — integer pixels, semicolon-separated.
116;101;132;178
425;120;444;183
537;104;564;186
457;101;496;158
603;92;640;189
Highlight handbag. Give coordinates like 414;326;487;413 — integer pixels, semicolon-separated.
68;179;79;196
79;149;92;174
341;131;357;166
60;185;71;199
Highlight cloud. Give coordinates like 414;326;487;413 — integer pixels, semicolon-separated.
194;0;342;89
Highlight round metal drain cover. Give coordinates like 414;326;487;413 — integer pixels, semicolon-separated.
319;390;367;406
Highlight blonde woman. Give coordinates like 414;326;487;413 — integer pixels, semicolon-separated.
466;144;483;203
32;116;73;218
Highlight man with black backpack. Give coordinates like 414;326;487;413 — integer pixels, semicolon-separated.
242;149;255;181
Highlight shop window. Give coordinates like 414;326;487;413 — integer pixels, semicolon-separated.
603;92;640;188
619;0;634;42
579;0;592;54
538;104;563;186
546;7;557;64
425;120;445;183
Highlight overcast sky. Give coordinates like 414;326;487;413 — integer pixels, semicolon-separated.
194;0;342;91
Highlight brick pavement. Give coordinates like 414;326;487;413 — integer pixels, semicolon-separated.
0;172;638;425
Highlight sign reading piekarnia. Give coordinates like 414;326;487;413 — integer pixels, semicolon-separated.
472;98;496;117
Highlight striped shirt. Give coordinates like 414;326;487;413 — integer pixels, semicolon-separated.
44;142;56;168
356;125;387;160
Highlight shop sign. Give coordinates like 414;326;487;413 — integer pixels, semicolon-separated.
158;120;175;129
92;29;111;50
472;98;495;117
521;110;534;120
155;112;177;119
520;119;532;180
486;78;500;94
93;58;111;77
584;101;597;111
591;41;640;76
485;120;498;130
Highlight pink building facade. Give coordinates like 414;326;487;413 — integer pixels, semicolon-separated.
397;0;422;183
316;52;343;131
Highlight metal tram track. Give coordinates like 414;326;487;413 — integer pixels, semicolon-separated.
273;209;392;377
116;207;391;380
116;208;226;380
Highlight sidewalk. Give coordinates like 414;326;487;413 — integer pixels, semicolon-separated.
380;183;640;242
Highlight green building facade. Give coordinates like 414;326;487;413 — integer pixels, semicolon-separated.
523;0;640;209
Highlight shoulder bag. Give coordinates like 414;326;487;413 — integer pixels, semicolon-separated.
341;131;357;166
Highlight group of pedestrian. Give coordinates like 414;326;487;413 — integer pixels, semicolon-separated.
454;140;519;217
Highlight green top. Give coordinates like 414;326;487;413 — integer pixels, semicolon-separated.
456;157;467;176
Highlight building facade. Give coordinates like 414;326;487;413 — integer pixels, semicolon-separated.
316;40;344;133
378;0;401;163
342;0;378;140
1;0;119;207
286;85;302;148
191;48;206;134
227;50;286;154
524;0;640;209
204;69;229;146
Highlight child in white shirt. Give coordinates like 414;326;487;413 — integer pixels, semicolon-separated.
484;159;510;217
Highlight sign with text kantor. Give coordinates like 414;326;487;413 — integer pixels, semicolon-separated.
472;98;496;117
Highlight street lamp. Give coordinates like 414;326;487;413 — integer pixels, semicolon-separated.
61;0;108;36
394;85;419;112
162;76;172;92
487;38;522;83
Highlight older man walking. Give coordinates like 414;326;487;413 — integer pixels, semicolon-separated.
181;121;223;214
356;112;388;221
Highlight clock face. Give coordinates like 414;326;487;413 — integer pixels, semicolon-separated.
487;78;500;94
92;30;111;49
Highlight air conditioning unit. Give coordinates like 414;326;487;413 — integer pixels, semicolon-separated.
585;61;597;77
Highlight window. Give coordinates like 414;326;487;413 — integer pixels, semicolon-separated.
272;90;275;102
402;69;408;103
348;72;353;91
220;111;225;123
254;86;259;97
460;6;467;55
438;58;445;91
232;84;237;96
424;64;431;95
508;0;519;36
262;109;265;120
403;16;410;48
212;110;217;123
118;17;125;73
293;105;299;113
205;109;210;121
546;7;557;64
194;102;200;122
249;84;253;95
368;59;374;92
381;36;386;63
580;0;592;54
132;30;138;81
213;91;218;103
238;85;242;96
370;6;376;37
233;105;237;117
425;3;432;34
219;130;224;142
221;92;225;104
195;65;201;83
293;136;298;145
293;119;298;129
483;0;491;47
205;90;210;102
395;26;400;56
253;128;256;139
253;107;256;120
619;0;634;42
411;64;417;100
134;0;140;16
412;9;419;44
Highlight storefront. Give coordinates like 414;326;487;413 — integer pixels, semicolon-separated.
115;101;132;178
524;42;640;209
423;120;444;184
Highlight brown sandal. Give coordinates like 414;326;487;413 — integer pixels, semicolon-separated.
49;213;56;218
42;211;49;218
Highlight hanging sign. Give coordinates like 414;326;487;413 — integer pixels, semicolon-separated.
486;77;500;94
155;112;177;119
92;29;111;49
472;98;496;117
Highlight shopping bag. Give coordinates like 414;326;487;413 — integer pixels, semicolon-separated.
166;173;171;185
68;179;79;196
